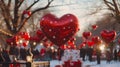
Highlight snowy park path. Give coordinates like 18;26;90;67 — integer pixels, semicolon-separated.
50;60;120;67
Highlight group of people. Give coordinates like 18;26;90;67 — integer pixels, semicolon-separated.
79;47;120;64
80;47;94;61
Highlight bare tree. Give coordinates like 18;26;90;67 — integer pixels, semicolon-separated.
103;0;120;23
0;0;54;36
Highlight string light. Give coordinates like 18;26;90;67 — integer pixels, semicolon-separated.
19;39;23;44
40;43;43;46
33;42;36;45
51;46;54;50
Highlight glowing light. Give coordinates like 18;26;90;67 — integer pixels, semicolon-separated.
99;45;105;51
51;46;54;50
40;43;43;46
55;49;57;52
33;42;36;45
26;41;29;44
19;40;23;44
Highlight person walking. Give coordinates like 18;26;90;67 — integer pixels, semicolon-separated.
114;49;117;61
96;48;101;64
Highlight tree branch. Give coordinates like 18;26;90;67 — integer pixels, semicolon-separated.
13;0;19;30
18;0;24;8
105;0;114;6
112;0;120;15
26;0;40;10
31;0;54;14
17;0;54;32
0;1;12;31
8;0;11;8
103;0;115;11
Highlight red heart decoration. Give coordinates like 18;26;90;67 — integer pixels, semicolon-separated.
60;45;67;50
82;32;92;39
23;10;31;18
101;30;116;43
87;41;94;47
40;14;79;47
6;36;18;46
79;42;86;48
92;36;102;44
92;25;98;30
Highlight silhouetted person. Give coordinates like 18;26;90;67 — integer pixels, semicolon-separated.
88;47;93;62
0;48;5;67
2;49;11;67
9;45;19;59
20;48;27;60
118;49;120;61
96;48;101;64
31;49;39;59
106;50;112;63
114;49;117;61
80;48;86;61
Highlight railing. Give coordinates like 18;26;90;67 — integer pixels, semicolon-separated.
0;61;50;67
32;61;50;67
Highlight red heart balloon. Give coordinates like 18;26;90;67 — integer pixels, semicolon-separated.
101;30;116;43
87;41;94;47
92;25;98;30
40;14;79;47
92;36;102;44
79;42;86;48
82;32;92;39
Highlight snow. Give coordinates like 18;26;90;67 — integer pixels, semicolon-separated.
50;60;120;67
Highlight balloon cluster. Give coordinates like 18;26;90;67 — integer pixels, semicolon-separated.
6;32;30;47
80;24;101;48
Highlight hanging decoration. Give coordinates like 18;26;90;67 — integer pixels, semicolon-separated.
100;30;116;43
82;32;92;39
87;40;94;47
92;24;98;30
23;10;31;18
92;36;102;44
40;13;79;47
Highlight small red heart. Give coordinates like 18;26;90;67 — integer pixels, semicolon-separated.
92;25;98;30
101;30;116;43
87;41;94;47
40;14;79;47
82;32;92;39
92;36;101;44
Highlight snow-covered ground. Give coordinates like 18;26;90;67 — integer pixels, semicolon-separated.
50;60;120;67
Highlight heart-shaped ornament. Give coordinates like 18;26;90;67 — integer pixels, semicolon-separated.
101;30;116;43
40;14;79;47
82;32;92;39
